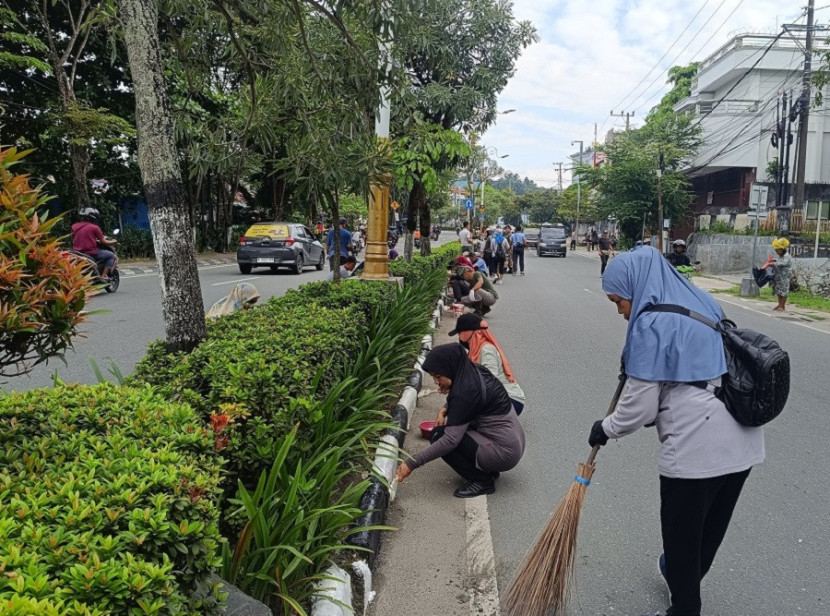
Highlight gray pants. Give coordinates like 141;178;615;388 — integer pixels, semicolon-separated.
460;288;496;308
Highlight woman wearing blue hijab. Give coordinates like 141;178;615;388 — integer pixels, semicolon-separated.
589;247;765;616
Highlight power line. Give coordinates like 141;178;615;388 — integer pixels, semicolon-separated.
610;0;713;114
627;0;730;113
634;0;747;115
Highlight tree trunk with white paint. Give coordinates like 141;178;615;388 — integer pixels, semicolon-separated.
117;0;206;351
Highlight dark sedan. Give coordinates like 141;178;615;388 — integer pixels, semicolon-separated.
237;222;326;274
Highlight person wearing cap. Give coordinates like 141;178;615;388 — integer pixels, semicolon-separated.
450;314;526;415
471;252;489;276
326;217;353;270
395;344;526;498
450;265;498;316
325;255;358;280
767;238;792;312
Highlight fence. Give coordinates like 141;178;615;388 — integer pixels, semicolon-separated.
759;210;830;234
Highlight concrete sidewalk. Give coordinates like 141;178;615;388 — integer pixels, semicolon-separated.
570;248;830;332
367;308;500;616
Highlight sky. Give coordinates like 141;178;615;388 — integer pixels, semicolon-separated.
484;0;819;188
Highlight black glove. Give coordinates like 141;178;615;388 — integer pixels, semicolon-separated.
588;419;609;448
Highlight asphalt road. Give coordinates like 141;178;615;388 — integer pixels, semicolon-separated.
6;234;453;393
484;250;829;615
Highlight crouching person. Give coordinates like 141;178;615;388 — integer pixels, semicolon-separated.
396;344;525;498
450;265;498;316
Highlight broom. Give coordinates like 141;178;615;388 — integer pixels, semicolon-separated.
504;371;628;616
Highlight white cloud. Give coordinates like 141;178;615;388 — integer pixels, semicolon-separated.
483;0;810;185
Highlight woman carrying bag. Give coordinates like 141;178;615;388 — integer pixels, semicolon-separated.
449;313;526;415
395;344;526;498
589;247;765;616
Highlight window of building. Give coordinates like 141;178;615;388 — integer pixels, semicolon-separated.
806;201;830;220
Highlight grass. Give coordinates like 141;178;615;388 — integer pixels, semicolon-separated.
720;285;830;315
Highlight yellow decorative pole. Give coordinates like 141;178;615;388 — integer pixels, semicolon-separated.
363;31;393;280
364;167;391;279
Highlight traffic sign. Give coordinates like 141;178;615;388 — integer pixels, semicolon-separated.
478;206;485;213
477;213;485;221
390;201;399;210
464;198;474;210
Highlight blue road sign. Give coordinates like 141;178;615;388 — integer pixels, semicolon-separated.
477;213;485;221
464;198;474;210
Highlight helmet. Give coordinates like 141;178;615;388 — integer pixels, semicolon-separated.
673;239;686;248
78;207;100;222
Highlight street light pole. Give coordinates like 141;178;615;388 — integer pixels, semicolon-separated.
571;140;583;249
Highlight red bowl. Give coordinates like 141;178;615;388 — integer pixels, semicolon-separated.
419;421;436;439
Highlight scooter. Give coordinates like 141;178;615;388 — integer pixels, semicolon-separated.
64;229;121;293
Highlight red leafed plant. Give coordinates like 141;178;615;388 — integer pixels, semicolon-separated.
0;147;93;377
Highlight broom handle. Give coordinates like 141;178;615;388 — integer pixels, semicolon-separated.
586;372;628;466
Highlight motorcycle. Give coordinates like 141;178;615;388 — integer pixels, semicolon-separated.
64;229;121;293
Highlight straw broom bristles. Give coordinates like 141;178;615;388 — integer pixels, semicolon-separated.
504;461;596;616
505;373;628;616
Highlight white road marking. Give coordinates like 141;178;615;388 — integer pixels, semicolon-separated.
583;288;593;294
121;263;238;278
211;276;260;286
465;496;501;616
716;296;830;336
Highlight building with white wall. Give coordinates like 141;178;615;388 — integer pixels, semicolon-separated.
674;32;830;231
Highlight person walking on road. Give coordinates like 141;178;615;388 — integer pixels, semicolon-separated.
395;344;526;498
326;217;353;270
589;247;764;616
492;231;508;284
598;230;614;277
450;313;526;415
769;237;793;312
459;221;473;253
511;226;526;275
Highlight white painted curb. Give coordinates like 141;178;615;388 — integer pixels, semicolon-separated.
312;302;439;616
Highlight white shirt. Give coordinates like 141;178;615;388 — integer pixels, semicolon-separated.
459;229;472;246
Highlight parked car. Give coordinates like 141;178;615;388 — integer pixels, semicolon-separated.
524;227;540;248
237;222;325;274
537;225;568;257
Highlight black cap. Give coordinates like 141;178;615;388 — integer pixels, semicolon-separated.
448;313;488;336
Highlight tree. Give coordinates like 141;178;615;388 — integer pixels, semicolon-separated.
516;188;560;225
0;147;92;378
583;66;702;243
116;0;206;352
392;0;536;254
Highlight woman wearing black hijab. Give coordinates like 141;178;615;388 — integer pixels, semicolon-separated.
395;344;526;498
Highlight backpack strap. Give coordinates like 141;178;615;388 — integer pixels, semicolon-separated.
642;304;724;399
641;303;719;330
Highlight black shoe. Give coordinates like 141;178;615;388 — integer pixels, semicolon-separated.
481;305;491;316
491;471;500;480
453;480;495;498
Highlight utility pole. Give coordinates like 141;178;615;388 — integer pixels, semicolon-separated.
571;140;583;248
657;147;664;253
793;0;815;222
610;110;635;131
774;92;797;235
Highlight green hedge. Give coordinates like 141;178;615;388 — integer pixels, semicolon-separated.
0;384;224;615
390;241;460;282
131;301;368;491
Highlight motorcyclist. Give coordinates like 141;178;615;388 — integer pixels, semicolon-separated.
666;238;691;267
71;208;117;280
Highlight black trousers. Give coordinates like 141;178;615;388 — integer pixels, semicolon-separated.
513;248;525;273
451;279;471;301
600;253;609;275
661;468;751;616
430;426;490;482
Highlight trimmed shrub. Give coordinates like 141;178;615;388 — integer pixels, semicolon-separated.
0;147;92;377
390;241;460;282
131;301;366;491
0;384;225;615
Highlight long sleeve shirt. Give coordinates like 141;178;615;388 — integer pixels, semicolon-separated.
478;344;526;405
601;377;765;479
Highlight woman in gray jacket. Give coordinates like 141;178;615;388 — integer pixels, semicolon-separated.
589;247;765;616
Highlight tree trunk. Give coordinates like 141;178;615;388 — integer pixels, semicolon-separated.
405;181;425;261
117;0;207;352
419;193;432;256
54;71;92;210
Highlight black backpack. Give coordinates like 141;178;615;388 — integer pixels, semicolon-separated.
495;239;505;259
644;304;790;427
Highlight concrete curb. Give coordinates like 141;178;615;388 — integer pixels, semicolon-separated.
312;301;441;616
